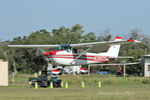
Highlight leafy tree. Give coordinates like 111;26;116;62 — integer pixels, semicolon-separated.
83;32;96;42
97;29;112;41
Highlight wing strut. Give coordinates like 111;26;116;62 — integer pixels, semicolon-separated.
70;46;93;65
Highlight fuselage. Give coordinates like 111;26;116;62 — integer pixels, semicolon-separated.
44;36;123;65
44;50;109;65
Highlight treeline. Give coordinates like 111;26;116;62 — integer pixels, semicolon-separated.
0;24;150;74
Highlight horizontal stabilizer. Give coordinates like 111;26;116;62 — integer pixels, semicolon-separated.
109;56;134;59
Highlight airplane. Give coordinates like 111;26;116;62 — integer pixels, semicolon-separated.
8;36;141;76
63;65;88;75
8;36;140;67
47;62;88;75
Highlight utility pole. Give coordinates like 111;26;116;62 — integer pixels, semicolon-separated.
88;65;90;76
122;61;126;77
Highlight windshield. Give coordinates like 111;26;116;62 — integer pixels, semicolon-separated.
56;44;71;52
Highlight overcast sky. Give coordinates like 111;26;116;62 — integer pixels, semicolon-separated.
0;0;150;41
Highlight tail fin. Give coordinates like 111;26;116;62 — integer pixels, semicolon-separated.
99;36;122;57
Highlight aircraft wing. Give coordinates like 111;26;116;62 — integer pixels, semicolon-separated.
7;45;59;48
7;39;141;48
70;39;141;48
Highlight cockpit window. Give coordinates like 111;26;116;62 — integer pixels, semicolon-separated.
56;44;71;52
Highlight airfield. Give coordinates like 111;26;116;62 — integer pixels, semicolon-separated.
0;74;150;100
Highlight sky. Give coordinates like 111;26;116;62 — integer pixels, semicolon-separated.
0;0;150;41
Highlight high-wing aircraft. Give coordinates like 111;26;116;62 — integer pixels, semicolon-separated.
8;36;140;66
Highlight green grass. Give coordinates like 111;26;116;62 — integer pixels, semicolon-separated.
0;74;150;100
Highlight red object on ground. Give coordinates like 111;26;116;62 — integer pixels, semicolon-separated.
80;67;86;70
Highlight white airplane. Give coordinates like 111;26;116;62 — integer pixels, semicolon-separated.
8;36;140;66
63;65;88;75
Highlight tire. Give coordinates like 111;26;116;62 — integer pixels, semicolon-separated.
30;82;35;88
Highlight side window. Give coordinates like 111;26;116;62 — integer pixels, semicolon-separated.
66;47;71;52
73;48;78;54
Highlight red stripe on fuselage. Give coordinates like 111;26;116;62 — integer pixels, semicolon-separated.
53;54;96;57
53;56;95;61
51;56;109;62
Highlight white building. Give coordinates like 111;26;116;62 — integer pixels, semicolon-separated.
144;54;150;77
0;59;8;86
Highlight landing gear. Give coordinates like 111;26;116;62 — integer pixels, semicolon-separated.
50;77;61;88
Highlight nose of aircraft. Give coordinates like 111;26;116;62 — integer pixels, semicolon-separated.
44;52;50;56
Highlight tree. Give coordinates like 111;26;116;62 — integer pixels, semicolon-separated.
52;24;84;44
128;28;141;40
97;29;112;41
83;32;96;42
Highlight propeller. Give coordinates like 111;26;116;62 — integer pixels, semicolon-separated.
35;48;50;63
36;48;46;56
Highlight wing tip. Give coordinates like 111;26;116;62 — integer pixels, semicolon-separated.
127;39;141;43
114;36;122;40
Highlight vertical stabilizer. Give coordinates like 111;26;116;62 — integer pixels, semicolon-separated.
99;36;122;57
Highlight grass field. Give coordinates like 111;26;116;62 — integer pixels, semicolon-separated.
0;74;150;100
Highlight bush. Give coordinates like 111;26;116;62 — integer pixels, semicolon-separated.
142;79;150;84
